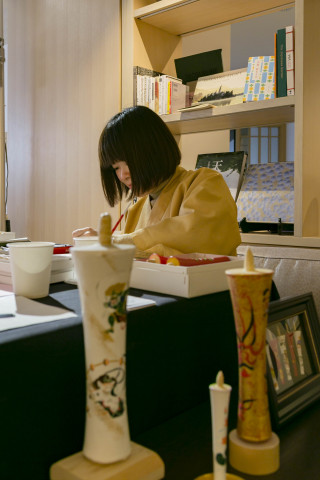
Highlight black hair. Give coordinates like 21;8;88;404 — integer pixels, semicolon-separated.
99;106;181;206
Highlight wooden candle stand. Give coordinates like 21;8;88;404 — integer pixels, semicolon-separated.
50;442;165;480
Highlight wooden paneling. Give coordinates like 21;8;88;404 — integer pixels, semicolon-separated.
6;0;121;243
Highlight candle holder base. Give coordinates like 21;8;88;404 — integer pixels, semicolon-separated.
229;429;280;475
194;473;244;480
50;442;164;480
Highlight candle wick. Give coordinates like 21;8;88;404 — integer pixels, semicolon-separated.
216;370;225;387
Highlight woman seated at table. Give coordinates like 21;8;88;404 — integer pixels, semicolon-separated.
73;105;241;257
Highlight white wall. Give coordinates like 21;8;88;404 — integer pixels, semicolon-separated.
230;7;295;70
5;0;121;243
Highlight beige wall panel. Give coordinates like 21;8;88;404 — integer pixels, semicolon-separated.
134;20;181;76
180;25;231;170
6;0;121;243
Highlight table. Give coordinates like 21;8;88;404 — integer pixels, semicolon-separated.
1;281;319;480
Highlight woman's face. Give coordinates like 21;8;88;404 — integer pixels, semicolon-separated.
113;161;132;190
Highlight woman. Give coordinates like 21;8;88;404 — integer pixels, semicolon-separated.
73;106;241;256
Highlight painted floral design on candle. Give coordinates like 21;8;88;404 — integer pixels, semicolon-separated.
72;213;136;464
226;248;273;442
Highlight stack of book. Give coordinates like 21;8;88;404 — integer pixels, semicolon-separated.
133;66;188;115
275;25;295;97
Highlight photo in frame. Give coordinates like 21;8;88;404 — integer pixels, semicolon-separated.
192;68;247;107
266;293;320;430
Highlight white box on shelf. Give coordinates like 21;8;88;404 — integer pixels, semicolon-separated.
0;254;74;285
130;254;243;298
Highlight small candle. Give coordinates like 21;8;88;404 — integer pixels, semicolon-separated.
209;371;232;480
99;212;112;247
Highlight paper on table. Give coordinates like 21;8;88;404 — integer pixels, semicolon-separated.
127;295;156;311
0;294;76;331
62;281;156;310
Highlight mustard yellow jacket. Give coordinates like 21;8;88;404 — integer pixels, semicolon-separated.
116;166;241;257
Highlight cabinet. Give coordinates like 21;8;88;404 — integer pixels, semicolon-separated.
122;0;320;248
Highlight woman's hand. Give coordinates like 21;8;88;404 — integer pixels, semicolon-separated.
72;227;98;238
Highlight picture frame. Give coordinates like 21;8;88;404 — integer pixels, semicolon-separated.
192;68;247;107
266;293;320;430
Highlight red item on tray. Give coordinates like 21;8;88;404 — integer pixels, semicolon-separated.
147;253;230;266
53;244;72;254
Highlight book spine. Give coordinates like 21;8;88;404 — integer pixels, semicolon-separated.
286;26;295;96
274;32;277;97
143;76;148;107
167;81;172;114
162;77;169;115
147;76;152;108
159;77;163;115
136;75;143;105
151;77;155;111
276;28;287;97
133;73;138;105
154;76;160;114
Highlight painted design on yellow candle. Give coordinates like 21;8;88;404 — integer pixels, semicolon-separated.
226;248;273;442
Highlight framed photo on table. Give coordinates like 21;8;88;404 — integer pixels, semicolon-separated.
266;293;320;429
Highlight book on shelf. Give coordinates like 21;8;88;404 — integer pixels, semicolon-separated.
195;151;248;202
274;32;277;97
276;28;287;97
133;68;187;114
237;162;294;224
159;74;183;115
168;81;188;114
243;56;276;102
286;26;295;96
133;66;163;106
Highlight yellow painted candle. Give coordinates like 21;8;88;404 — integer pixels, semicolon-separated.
226;248;273;442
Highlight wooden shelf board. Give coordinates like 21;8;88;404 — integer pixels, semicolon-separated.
241;233;320;248
135;0;294;35
162;97;294;135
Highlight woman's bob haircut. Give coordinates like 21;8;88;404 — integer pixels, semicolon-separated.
99;105;181;207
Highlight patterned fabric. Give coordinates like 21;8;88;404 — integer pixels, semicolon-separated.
237;163;294;223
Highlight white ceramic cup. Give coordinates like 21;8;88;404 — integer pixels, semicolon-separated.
73;236;99;247
8;242;54;298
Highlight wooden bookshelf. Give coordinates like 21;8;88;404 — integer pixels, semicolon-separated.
134;0;295;36
163;97;294;135
122;0;320;247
